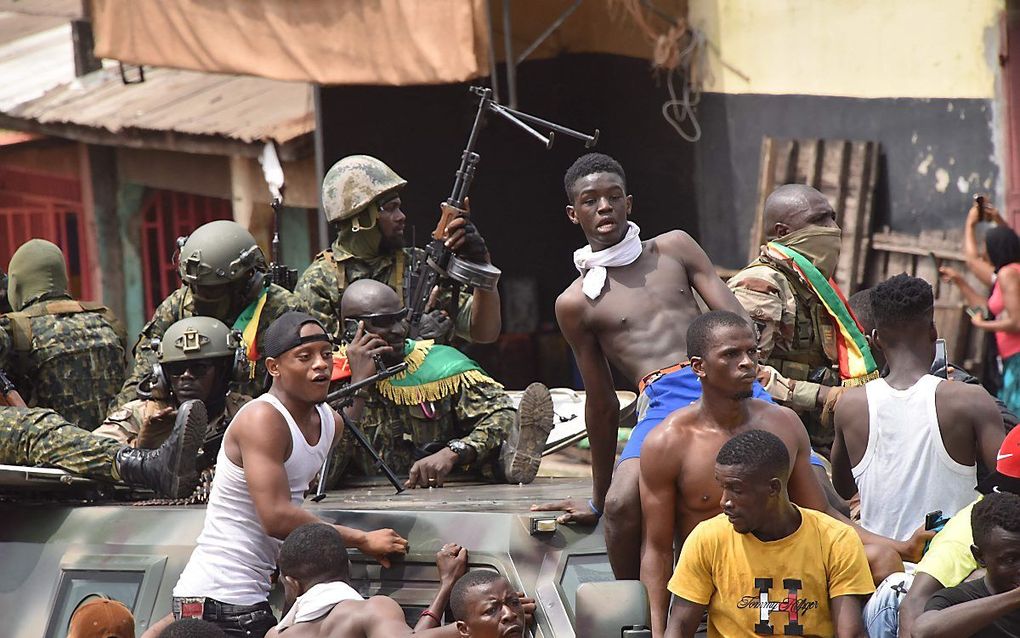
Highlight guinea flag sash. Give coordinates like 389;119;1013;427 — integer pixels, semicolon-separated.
380;339;499;405
766;242;879;386
232;289;268;378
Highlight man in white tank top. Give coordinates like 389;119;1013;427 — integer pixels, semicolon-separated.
145;312;409;638
832;274;1004;542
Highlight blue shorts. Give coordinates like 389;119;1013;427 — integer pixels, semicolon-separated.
618;365;773;462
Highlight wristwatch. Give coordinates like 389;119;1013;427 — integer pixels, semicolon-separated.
447;439;473;465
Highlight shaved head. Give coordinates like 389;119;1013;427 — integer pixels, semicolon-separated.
341;279;401;319
763;184;838;239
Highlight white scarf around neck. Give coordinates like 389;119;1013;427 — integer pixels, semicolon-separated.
277;581;363;631
573;221;643;300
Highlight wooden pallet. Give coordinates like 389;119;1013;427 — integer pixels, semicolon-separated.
866;227;986;369
749;138;880;294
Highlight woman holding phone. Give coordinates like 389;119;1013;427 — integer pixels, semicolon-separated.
941;197;1020;413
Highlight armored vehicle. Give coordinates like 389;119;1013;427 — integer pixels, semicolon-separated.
0;390;653;637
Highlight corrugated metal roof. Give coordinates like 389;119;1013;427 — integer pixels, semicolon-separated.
6;64;314;147
0;13;74;110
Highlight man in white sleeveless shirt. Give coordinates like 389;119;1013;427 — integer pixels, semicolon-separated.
145;312;409;638
831;274;1004;541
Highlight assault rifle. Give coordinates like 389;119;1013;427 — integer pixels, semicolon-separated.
406;86;599;338
0;368;26;407
260;142;298;291
312;357;409;499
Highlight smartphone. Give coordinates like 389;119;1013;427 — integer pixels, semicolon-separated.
975;194;988;222
923;509;949;555
932;339;948;379
342;318;360;344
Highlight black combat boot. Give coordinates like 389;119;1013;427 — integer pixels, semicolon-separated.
115;399;208;498
501;383;554;484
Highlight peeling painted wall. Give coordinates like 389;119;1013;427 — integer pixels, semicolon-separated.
695;94;1000;268
686;0;1007;268
691;0;1004;100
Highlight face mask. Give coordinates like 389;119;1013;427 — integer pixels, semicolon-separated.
777;226;842;279
337;203;383;259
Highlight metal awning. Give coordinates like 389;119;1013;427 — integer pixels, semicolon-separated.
0;12;74;111
0;65;315;159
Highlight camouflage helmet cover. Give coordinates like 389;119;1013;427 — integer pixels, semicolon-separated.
321;155;407;222
157;316;242;364
177;220;267;286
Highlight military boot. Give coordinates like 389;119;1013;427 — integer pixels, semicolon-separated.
115;399;208;498
501;383;554;484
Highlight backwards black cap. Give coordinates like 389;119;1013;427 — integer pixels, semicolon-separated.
262;311;331;359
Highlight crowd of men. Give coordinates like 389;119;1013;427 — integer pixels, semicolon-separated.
3;151;1020;637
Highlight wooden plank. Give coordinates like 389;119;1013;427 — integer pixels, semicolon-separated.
855;142;880;286
748;136;776;262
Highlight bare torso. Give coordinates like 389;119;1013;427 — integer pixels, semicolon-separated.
657;399;815;540
562;234;702;384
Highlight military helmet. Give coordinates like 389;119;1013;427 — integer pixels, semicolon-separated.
157;316;241;364
321;155;407;222
177;220;267;287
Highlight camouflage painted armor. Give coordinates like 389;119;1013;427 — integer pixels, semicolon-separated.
94;392;249;448
324;375;514;488
0;296;126;431
114;284;299;408
729;251;840;449
0;407;122;480
296;246;473;344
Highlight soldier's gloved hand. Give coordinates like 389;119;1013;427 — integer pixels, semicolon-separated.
417;309;454;341
405;448;459;488
441;197;490;264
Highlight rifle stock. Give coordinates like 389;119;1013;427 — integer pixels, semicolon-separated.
0;368;26;407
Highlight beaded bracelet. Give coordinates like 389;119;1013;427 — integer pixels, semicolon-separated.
420;609;441;623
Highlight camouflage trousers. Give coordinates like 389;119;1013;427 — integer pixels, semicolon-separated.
0;407;121;480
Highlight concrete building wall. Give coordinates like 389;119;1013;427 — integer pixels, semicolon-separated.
687;0;1008;267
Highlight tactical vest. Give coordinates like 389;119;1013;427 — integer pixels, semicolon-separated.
753;255;839;384
320;248;409;305
6;299;124;353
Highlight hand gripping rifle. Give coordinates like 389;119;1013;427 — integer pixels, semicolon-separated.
312;358;409;500
406;86;599;338
0;368;27;407
260;142;298;292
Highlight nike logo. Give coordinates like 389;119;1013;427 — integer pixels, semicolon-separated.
999;453;1015;461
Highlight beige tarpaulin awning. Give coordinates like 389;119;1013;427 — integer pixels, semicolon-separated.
90;0;676;86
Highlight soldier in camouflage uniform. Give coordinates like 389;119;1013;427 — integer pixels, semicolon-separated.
325;279;552;489
728;184;849;452
0;398;209;498
114;220;301;409
0;316;247;498
0;239;125;431
95;316;251;452
296;155;502;347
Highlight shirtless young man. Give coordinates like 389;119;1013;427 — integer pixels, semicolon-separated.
144;312;408;638
533;153;770;578
266;523;465;638
639;311;858;636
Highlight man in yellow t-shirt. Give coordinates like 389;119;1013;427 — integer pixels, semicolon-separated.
665;429;875;638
